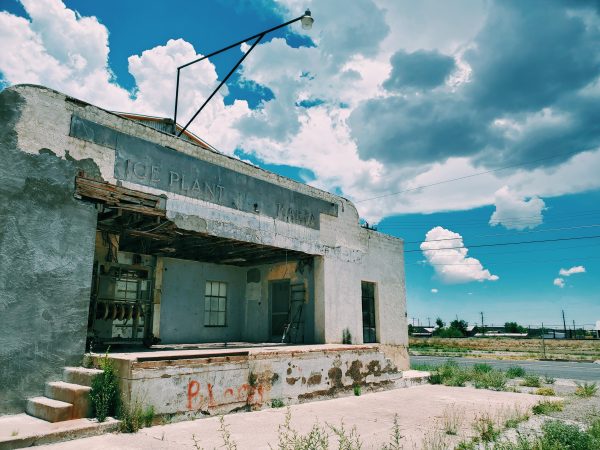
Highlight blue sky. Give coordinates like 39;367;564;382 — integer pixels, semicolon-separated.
1;0;599;328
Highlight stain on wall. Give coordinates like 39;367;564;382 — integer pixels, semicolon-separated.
0;89;98;414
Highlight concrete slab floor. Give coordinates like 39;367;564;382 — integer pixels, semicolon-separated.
34;385;553;449
0;414;119;449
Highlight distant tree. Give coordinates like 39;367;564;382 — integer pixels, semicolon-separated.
505;322;527;333
435;317;445;328
434;327;464;338
450;319;469;336
408;324;414;335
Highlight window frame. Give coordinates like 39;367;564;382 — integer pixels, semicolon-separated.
204;280;227;327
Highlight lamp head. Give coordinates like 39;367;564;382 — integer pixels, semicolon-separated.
301;9;314;30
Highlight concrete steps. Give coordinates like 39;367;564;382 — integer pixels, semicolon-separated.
64;367;103;387
45;381;92;418
25;367;102;423
25;397;73;423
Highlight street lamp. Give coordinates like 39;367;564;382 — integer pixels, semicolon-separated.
173;9;314;137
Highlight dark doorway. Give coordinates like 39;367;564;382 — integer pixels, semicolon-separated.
362;281;377;343
270;280;291;341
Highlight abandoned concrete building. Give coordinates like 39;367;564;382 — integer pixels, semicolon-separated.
0;84;409;421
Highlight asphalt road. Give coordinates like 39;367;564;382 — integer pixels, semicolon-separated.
411;355;600;381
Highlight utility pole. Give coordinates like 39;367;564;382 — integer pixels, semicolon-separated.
541;322;547;359
412;317;415;326
427;317;431;327
562;310;568;339
573;320;576;339
480;312;485;335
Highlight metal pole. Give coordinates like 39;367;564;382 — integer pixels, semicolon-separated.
172;14;306;132
562;309;567;338
178;33;265;137
173;68;181;134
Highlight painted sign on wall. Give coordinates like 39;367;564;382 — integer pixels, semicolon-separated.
70;115;338;229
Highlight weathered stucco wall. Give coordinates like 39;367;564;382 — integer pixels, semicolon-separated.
0;89;98;414
98;345;402;419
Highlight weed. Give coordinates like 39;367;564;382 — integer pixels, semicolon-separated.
275;408;329;450
455;440;476;450
441;405;462;435
429;372;443;384
532;400;564;415
474;370;507;391
329;421;362;450
218;416;238;450
421;430;448;450
142;405;155;427
473;363;493;374
89;353;120;422
271;398;285;408
353;384;362;396
342;328;352;345
575;382;598;398
381;414;403;450
543;374;556;384
535;387;556;396
589;418;600;440
411;363;436;372
10;430;18;437
473;413;500;442
505;366;526;379
520;375;541;388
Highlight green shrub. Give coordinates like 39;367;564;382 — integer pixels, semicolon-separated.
540;420;594;450
532;400;564;415
535;387;556;396
353;384;362;396
142;405;155;427
271;398;285;408
544;374;556;384
89;354;120;422
118;402;155;433
473;363;493;374
474;370;507;391
342;328;352;344
505;366;526;378
575;382;598;398
520;375;541;388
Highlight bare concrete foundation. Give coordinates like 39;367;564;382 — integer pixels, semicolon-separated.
92;344;411;419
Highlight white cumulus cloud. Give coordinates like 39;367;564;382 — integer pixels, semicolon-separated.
431;288;438;293
559;266;586;276
553;277;565;288
420;226;499;284
489;186;545;230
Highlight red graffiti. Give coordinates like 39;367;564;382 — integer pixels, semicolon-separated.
207;383;216;408
224;388;234;398
187;380;200;410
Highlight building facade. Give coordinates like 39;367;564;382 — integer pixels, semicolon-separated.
0;85;408;415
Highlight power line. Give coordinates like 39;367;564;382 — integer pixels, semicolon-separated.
400;224;600;245
355;149;585;203
407;254;600;267
405;234;600;253
379;208;600;228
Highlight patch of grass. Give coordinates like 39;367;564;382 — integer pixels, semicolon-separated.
420;430;448;450
543;374;556;384
505;366;526;379
410;362;436;371
441;405;462;435
455;440;477;450
10;430;18;437
473;363;493;374
532;400;564;415
502;406;530;429
353;384;362;396
473;413;501;443
89;353;120;422
575;382;598;398
535;387;556;396
271;398;285;408
539;420;597;449
474;370;507;391
520;375;541;388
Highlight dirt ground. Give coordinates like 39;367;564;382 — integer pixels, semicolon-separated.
35;385;549;450
410;337;600;361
